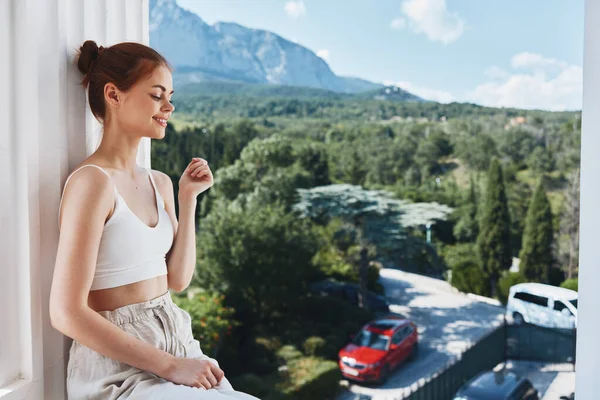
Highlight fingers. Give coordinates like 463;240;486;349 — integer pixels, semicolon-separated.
194;361;221;390
190;164;210;177
206;371;219;388
210;364;225;382
186;158;207;171
198;376;213;390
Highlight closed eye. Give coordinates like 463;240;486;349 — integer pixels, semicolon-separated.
151;95;174;104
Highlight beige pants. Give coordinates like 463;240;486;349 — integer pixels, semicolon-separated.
67;291;260;400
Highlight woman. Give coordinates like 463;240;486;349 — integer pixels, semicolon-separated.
49;40;259;400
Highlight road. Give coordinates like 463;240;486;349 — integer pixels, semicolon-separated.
337;268;506;400
500;360;575;400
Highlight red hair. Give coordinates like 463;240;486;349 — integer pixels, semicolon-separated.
75;40;172;122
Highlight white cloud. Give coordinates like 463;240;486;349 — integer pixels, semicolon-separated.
390;17;406;30
316;49;330;62
393;0;465;44
384;80;455;103
511;52;569;71
385;52;582;110
284;1;306;18
467;53;582;111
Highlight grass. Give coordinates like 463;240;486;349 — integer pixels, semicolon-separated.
516;169;566;214
445;157;472;189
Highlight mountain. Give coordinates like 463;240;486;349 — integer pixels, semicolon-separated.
175;81;349;99
176;81;424;105
356;85;425;102
149;0;419;97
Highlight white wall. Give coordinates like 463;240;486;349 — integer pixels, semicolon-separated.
576;1;599;398
0;1;149;399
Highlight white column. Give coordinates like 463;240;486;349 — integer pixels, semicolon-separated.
576;1;600;398
0;1;149;399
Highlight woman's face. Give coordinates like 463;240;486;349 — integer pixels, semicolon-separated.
113;65;175;139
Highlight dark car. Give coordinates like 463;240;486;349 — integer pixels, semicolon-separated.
338;316;418;384
454;370;540;400
309;279;390;312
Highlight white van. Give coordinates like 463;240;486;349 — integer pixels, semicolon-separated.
506;283;577;329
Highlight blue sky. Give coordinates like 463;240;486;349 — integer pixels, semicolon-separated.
177;0;584;111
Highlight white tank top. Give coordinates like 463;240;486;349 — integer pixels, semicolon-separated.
58;164;174;290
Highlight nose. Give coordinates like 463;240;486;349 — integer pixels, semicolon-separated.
163;100;174;113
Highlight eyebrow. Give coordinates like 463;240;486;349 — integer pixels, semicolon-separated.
151;85;175;94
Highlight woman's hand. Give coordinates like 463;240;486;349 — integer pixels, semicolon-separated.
164;357;225;390
179;157;214;200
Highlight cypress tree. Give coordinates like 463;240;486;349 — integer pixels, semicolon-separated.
519;181;554;283
477;159;512;297
454;175;479;242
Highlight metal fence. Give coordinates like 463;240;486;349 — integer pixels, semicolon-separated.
506;324;576;364
396;326;506;400
386;322;577;400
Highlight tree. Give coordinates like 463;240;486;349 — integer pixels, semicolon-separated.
477;159;512;297
414;131;452;177
404;165;422;186
364;138;412;186
294;185;405;311
453;176;479;242
456;133;498;172
519;181;554;283
294;184;452;310
210;135;313;209
527;146;555;175
499;128;536;167
560;169;580;279
295;142;331;186
196;196;319;323
445;243;486;295
340;147;367;185
222;119;260;165
506;178;533;256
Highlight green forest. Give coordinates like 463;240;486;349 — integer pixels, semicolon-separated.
151;83;581;399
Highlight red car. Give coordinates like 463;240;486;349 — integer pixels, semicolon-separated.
338;316;418;384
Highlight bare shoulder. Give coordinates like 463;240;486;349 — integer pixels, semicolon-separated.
149;168;174;202
59;166;114;230
62;165;113;199
149;168;173;190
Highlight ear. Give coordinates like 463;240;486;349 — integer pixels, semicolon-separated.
104;82;122;109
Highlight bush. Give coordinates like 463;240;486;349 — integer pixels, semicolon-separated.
321;334;343;360
560;278;578;291
255;336;283;352
277;357;341;400
246;337;281;374
367;261;385;295
277;345;303;363
444;243;487;296
171;290;238;358
311;219;384;295
290;295;374;353
548;266;566;286
303;336;326;357
498;272;527;304
229;294;372;377
450;260;487;296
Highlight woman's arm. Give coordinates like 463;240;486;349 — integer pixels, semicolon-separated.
50;168;176;378
153;170;197;293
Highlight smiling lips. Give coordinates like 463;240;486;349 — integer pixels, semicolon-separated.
153;116;168;127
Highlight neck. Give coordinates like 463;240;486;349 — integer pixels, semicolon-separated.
95;119;144;177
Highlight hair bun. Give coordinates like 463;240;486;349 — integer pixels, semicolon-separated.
77;40;102;75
